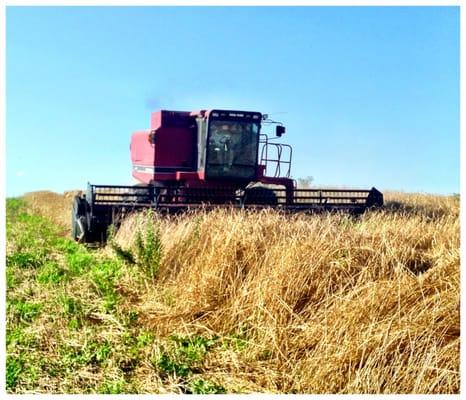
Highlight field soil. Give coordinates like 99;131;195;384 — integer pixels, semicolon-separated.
6;190;460;394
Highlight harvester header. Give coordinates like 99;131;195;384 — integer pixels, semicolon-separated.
72;108;383;243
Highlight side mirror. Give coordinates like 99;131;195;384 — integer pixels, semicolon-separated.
276;125;285;137
148;130;157;144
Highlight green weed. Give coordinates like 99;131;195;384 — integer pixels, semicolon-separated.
6;354;39;392
6;266;16;288
61;339;112;367
60;295;82;316
99;378;128;394
37;262;67;284
137;331;154;348
8;212;58;254
189;378;227;394
134;217;163;280
97;332;144;375
90;260;121;294
170;334;217;362
8;299;42;323
222;325;250;351
38;359;63;379
89;259;122;311
6;355;23;391
6;198;26;218
68;318;81;330
66;251;95;275
53;237;81;254
154;335;217;378
6;327;37;349
155;352;191;377
108;213;163;280
58;294;84;329
118;309;139;327
7;251;44;269
95;341;112;363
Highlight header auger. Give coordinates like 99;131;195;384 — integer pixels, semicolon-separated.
72;109;383;243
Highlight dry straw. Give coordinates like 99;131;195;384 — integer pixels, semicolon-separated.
22;190;459;393
111;192;459;393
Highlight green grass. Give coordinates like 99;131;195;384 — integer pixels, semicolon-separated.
154;334;218;381
8;299;42;323
57;294;84;329
98;378;128;394
89;259;122;311
5;198;237;394
189;378;227;394
36;261;67;284
151;334;226;393
6;327;37;348
6;355;24;390
6;198;127;392
222;325;250;351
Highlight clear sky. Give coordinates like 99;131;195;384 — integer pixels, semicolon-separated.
6;6;459;196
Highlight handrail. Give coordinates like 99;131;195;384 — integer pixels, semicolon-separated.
259;135;292;178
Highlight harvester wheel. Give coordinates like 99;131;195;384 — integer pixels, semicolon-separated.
71;196;88;242
244;187;278;206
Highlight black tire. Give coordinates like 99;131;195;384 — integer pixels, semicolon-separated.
244;187;278;205
71;196;88;242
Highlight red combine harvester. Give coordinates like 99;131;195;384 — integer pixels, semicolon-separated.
72;109;383;243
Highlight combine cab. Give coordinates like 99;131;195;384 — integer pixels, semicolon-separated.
72;109;383;243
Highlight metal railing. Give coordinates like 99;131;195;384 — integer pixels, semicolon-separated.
259;134;292;178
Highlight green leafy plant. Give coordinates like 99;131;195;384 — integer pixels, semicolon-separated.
9;300;42;323
6;198;26;219
155;352;191;377
7;252;44;269
189;378;227;394
108;215;163;280
58;295;84;329
222;325;250;351
53;237;81;254
6;327;37;349
37;262;67;284
6;266;16;289
134;221;163;280
60;295;81;316
170;334;217;362
99;378;127;394
114;333;143;373
89;259;122;311
95;341;112;363
61;340;112;368
118;310;139;327
6;355;23;391
154;335;217;378
66;251;95;275
137;331;154;348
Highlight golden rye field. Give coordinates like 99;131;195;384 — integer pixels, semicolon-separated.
6;191;460;393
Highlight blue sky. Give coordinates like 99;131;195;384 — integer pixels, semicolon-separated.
6;6;459;196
